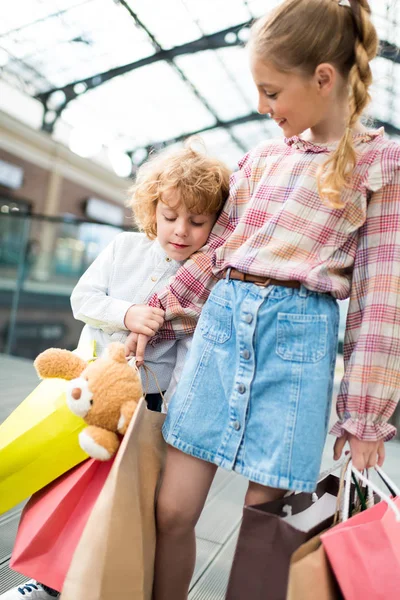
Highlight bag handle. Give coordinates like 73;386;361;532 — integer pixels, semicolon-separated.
126;357;167;412
141;363;167;412
343;460;400;523
374;465;400;498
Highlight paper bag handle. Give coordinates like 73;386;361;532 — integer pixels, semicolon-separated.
343;460;400;523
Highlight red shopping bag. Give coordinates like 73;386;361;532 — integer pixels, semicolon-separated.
10;457;113;592
321;468;400;600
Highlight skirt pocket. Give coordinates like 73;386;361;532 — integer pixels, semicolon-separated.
276;313;328;363
200;293;233;344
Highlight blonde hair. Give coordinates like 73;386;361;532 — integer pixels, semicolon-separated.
128;139;231;238
249;0;378;208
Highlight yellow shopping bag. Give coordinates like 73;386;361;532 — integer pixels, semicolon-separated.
0;359;92;516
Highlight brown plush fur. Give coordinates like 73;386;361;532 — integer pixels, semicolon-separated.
34;348;87;380
34;342;143;459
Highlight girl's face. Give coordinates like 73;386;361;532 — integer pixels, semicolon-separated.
250;56;331;138
155;189;216;262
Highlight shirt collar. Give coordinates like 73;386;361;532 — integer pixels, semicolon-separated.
284;127;385;153
151;237;186;266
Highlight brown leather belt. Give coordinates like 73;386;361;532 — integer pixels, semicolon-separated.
223;268;301;289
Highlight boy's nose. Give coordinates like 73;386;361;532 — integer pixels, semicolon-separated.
174;222;189;237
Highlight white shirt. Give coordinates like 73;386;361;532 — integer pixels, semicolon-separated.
71;231;191;396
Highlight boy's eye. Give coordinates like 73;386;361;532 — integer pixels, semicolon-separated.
264;92;277;99
191;221;205;227
164;216;176;222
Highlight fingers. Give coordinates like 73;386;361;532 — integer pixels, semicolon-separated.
377;440;385;467
333;436;346;461
351;451;366;471
124;332;138;357
135;334;150;367
129;322;161;336
124;305;165;332
347;435;385;470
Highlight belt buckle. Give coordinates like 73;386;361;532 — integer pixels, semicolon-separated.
255;277;271;287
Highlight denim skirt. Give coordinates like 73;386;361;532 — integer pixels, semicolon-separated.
163;279;339;492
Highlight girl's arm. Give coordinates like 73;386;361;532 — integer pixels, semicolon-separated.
331;169;400;443
148;151;253;340
71;237;133;334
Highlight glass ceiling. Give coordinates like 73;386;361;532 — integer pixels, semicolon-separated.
0;0;398;177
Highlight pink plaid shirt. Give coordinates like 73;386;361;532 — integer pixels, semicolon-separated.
149;129;400;442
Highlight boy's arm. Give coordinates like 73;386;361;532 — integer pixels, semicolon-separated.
71;239;132;334
148;151;254;340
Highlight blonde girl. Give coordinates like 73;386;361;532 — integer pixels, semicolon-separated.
138;2;400;599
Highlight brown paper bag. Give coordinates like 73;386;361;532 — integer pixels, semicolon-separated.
61;398;166;600
226;475;341;600
286;534;342;600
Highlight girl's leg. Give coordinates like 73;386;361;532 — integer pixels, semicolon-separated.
153;445;217;600
245;481;287;505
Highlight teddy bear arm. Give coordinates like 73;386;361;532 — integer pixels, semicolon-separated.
79;425;120;461
34;348;87;380
117;400;139;435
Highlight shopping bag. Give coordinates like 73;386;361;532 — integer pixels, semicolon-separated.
322;464;400;600
286;534;342;600
226;474;343;600
10;457;114;591
0;378;88;515
61;397;166;600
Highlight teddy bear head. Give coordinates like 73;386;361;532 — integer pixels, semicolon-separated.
34;342;143;433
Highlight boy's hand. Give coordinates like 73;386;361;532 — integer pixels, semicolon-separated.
124;304;164;336
125;332;138;357
124;333;150;367
333;432;385;470
135;334;150;367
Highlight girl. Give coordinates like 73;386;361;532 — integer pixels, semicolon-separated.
0;143;230;600
141;2;400;598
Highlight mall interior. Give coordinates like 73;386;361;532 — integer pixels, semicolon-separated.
0;1;400;597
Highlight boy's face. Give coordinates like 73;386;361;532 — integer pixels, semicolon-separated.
156;189;216;262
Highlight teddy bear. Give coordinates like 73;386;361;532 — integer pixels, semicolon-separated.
34;342;143;460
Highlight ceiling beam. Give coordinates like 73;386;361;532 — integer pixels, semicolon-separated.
128;113;400;166
36;33;400;111
36;19;253;134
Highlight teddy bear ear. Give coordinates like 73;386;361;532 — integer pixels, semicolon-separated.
106;342;127;364
34;349;87;380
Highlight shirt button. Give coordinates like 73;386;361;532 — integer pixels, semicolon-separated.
242;349;250;360
151;276;157;282
165;257;171;262
243;314;253;324
233;420;241;431
238;383;246;394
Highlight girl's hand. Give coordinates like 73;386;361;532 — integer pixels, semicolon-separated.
333;432;385;470
124;304;165;336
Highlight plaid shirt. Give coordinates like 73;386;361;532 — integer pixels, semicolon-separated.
149;129;400;442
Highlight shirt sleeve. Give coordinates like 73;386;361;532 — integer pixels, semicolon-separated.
70;237;133;334
331;169;400;442
148;151;253;340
